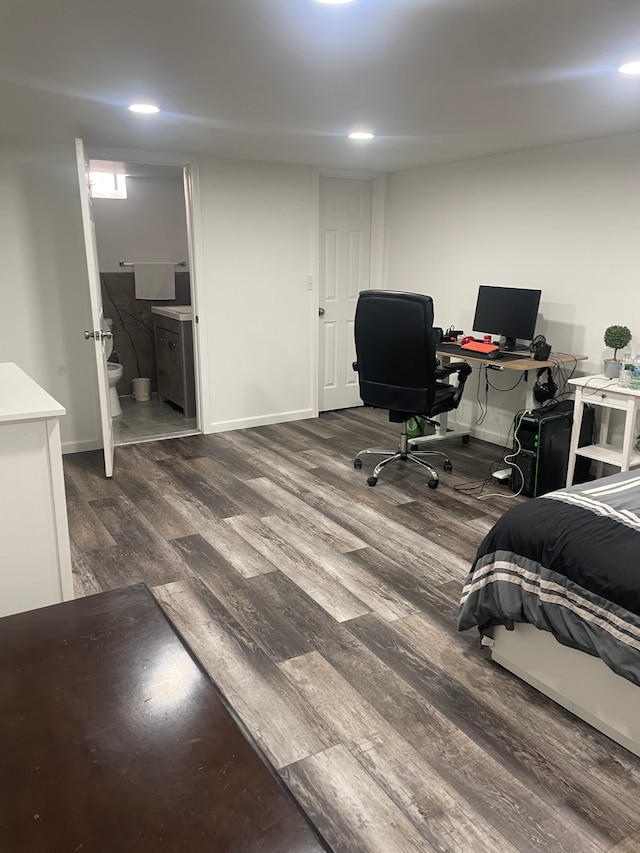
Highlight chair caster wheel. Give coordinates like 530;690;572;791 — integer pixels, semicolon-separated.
444;461;453;472
354;458;362;469
367;476;378;487
462;435;470;444
427;479;439;489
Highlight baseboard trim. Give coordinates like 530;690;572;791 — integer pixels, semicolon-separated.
61;410;316;450
204;408;315;435
62;437;102;455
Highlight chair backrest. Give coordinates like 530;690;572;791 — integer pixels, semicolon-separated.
354;290;438;414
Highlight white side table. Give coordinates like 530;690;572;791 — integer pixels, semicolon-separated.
0;363;73;617
566;374;640;487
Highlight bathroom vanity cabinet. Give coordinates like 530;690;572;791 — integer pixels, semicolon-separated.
151;306;196;418
0;362;73;617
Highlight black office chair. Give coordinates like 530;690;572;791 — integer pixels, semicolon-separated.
352;290;471;488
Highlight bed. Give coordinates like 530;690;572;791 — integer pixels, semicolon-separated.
457;468;640;757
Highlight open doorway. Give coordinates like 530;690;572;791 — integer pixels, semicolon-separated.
89;158;200;446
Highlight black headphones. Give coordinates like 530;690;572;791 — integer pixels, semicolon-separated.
530;334;551;361
534;366;557;403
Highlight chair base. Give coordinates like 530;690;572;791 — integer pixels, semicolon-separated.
354;421;452;488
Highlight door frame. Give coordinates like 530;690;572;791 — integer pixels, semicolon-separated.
311;167;386;416
82;145;211;438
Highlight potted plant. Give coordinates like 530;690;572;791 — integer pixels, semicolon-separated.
603;325;632;378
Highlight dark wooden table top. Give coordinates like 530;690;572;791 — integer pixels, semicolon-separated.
0;583;330;853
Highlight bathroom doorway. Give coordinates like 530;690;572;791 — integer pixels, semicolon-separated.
88;157;201;447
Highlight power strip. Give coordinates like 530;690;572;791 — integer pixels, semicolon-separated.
492;467;512;482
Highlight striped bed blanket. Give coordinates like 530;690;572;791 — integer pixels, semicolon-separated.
457;470;640;688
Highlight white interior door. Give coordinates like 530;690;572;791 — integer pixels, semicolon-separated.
75;138;114;478
318;177;373;412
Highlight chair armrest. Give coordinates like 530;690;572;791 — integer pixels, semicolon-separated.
435;361;471;380
436;361;472;410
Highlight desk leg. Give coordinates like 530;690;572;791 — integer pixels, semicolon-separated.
565;391;584;487
408;412;470;448
523;371;537;413
408;355;470;448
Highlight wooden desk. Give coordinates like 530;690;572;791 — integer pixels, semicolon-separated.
436;345;587;373
409;348;588;446
0;584;329;853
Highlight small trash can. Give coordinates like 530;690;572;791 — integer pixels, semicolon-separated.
406;416;426;437
132;377;151;402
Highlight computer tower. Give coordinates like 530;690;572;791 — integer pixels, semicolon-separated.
510;400;595;497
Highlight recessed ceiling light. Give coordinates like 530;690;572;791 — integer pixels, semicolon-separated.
316;0;355;4
128;103;160;114
618;61;640;75
349;131;374;140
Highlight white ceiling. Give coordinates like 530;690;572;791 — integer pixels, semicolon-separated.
3;0;640;172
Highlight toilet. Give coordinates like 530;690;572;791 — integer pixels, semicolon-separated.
105;318;123;418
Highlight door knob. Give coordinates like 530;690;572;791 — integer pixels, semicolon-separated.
318;307;325;316
84;330;112;340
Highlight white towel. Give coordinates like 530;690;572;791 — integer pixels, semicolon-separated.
134;263;176;300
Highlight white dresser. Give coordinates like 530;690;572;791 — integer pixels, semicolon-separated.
0;363;73;617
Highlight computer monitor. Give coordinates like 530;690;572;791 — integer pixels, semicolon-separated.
472;285;541;351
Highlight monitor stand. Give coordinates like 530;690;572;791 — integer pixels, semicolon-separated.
502;337;529;352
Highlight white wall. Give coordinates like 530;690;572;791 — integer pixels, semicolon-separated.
0;142;100;452
385;132;640;444
11;131;638;458
196;157;315;431
0;142;316;456
92;175;189;272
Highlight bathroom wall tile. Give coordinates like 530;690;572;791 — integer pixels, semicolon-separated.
100;272;191;395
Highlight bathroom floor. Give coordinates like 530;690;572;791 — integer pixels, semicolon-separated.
113;395;198;445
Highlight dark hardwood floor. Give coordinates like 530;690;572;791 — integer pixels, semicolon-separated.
63;408;640;853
